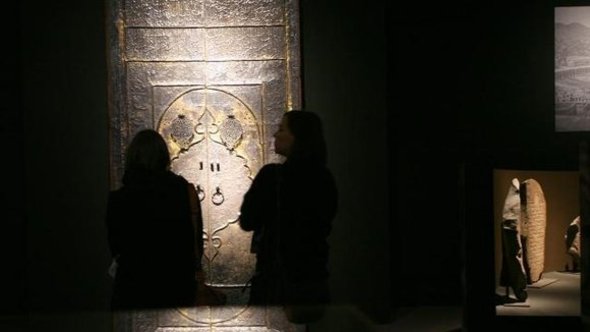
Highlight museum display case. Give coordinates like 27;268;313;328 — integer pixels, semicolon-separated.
493;170;580;317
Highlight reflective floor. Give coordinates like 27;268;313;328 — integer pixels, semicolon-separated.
4;306;589;332
496;271;580;316
372;306;462;332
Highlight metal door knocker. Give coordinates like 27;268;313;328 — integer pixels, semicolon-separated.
212;186;224;205
196;185;205;201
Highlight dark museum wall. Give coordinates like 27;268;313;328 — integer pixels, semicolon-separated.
2;0;587;331
17;0;112;331
299;0;390;326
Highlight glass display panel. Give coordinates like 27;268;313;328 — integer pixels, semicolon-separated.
493;169;580;317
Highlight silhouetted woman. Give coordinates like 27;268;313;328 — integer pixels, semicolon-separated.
106;129;201;310
240;110;338;323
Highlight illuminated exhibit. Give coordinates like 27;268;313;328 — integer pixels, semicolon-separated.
498;178;527;302
565;216;581;272
494;170;580;317
520;178;546;284
107;0;303;330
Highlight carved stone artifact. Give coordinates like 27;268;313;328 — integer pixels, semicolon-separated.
520;178;547;284
565;216;581;271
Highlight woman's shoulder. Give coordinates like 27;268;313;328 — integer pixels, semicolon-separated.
108;188;123;200
118;170;189;194
285;161;333;177
260;163;281;172
248;163;282;186
164;172;193;196
256;163;282;177
166;170;189;185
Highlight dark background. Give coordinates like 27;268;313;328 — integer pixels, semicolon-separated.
1;0;586;331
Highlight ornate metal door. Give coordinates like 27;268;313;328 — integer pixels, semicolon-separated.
106;0;302;331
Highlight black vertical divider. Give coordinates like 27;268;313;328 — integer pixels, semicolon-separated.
460;157;496;331
579;141;590;321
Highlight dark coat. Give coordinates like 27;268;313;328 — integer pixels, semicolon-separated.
239;160;338;305
106;169;198;309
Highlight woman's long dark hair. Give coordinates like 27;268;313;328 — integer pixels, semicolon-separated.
125;129;171;173
284;110;327;165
